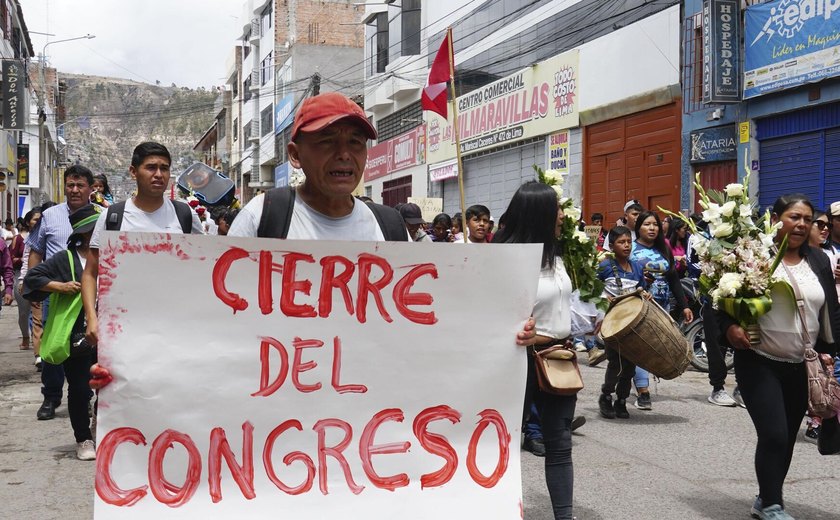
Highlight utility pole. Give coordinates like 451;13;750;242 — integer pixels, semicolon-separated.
311;73;321;96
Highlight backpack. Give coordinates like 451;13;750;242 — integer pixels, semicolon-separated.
105;200;194;234
256;186;407;241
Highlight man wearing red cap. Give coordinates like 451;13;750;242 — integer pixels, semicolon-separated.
228;92;407;240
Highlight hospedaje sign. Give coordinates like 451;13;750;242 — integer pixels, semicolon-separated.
274;94;295;135
690;125;738;163
2;60;24;130
703;0;741;103
744;0;840;99
363;125;426;182
426;50;579;164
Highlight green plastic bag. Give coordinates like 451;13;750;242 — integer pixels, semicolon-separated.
40;251;83;365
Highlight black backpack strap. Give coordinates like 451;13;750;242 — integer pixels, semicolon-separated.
367;203;408;241
105;201;126;231
257;187;295;239
171;200;194;234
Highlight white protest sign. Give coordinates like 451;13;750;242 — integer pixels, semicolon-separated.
407;197;443;223
93;232;541;519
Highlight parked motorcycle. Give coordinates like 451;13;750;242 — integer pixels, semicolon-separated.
672;278;734;373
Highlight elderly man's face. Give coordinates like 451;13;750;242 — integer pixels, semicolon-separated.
288;122;368;200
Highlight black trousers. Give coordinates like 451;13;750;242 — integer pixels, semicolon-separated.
525;350;576;520
703;304;728;389
734;349;807;509
63;353;94;443
601;345;636;399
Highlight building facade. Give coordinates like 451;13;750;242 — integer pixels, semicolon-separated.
363;0;682;224
227;0;365;204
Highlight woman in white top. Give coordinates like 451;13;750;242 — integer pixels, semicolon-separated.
721;194;840;520
493;181;575;520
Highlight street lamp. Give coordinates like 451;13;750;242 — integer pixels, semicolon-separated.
37;34;95;201
41;34;96;63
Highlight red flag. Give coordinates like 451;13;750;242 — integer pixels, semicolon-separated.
421;32;451;118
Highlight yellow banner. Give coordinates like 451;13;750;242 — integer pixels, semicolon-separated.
427;50;579;164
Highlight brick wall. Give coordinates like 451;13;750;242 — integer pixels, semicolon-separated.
275;0;364;48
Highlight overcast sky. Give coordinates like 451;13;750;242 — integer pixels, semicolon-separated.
21;0;242;88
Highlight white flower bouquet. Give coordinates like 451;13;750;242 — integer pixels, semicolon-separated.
660;168;788;336
536;166;607;310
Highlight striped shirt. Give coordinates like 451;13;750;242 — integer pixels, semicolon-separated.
26;203;73;260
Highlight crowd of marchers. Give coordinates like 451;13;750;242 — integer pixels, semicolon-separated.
1;92;837;520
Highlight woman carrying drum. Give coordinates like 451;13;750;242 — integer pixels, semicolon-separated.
630;211;693;410
597;226;648;419
493;181;576;520
720;194;839;520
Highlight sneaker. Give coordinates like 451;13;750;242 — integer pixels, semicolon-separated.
614;398;630;419
522;437;545;457
588;347;607;367
574;341;587;352
805;425;820;443
733;387;746;408
751;496;762;519
634;392;652;410
708;388;737;407
571;415;586;431
76;439;96;461
599;394;616;419
759;504;794;520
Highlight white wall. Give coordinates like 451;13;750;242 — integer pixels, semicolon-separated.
578;5;680;111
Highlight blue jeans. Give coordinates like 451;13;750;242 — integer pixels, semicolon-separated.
524;403;542;440
834;357;840;384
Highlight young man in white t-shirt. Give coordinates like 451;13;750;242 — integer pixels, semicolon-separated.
82;142;203;345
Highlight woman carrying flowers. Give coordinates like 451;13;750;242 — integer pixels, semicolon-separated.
630;211;693;410
494;181;576;519
720;194;839;520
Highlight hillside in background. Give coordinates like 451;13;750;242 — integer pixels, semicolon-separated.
59;73;218;199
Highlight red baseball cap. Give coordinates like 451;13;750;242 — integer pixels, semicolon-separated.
291;92;377;141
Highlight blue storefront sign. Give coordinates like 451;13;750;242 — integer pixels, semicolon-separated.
274;94;295;135
274;162;290;188
703;0;741;103
745;0;840;99
690;125;738;163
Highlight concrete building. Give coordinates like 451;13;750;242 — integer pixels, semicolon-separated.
0;2;38;222
363;0;682;224
682;0;840;214
228;0;365;204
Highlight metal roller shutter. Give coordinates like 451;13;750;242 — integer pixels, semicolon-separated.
825;128;840;206
758;131;822;211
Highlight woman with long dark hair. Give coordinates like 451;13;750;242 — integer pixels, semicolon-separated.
493;181;575;519
12;209;39;350
630;211;693;410
721;194;839;520
666;218;689;276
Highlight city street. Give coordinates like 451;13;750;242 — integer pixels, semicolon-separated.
1;306;837;519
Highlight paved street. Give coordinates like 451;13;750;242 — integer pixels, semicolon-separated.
1;305;837;519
